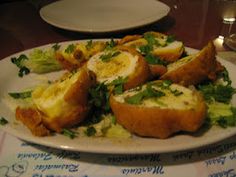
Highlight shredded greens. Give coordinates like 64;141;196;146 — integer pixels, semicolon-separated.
198;69;236;128
206;102;236;128
198;84;236;104
11;44;62;76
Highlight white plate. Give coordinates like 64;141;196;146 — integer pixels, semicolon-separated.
39;0;170;33
0;40;236;154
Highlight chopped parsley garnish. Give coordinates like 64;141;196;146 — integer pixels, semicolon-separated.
144;33;160;47
8;91;32;99
11;54;30;77
153;80;172;89
62;129;77;139
65;44;76;54
125;83;165;104
198;83;236;103
166;35;175;43
88;83;110;113
145;54;167;65
84;126;96;136
100;51;120;62
217;67;231;85
109;76;128;95
216;112;236;128
11;54;28;67
52;43;61;51
18;66;30;77
139;33;160;55
105;39;116;50
86;40;93;50
171;89;183;96
0;117;8;125
139;45;153;55
111;115;116;124
125;92;144;105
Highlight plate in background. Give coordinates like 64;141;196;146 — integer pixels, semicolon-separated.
39;0;170;33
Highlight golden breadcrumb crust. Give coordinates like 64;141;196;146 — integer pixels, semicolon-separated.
16;68;96;135
55;42;106;71
149;64;167;78
161;41;223;86
110;90;207;139
118;31;184;63
16;107;50;136
114;46;151;90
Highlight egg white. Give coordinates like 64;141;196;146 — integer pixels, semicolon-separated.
87;50;138;84
32;71;80;118
114;83;198;110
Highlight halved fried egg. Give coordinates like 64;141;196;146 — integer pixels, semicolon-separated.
119;32;184;63
86;46;150;90
56;41;106;70
30;68;95;132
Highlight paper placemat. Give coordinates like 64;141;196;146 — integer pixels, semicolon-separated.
0;131;236;177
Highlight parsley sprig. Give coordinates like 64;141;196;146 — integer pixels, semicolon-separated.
198;84;236;104
86;40;93;50
62;128;77;139
0;117;8;125
109;76;128;95
125;83;165;105
65;44;76;54
138;33;166;65
84;83;111;125
84;126;96;137
52;43;61;51
100;51;121;62
105;39;117;50
11;54;30;77
145;53;167;65
166;35;175;43
8;91;32;99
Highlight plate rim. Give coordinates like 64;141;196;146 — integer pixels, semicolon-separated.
0;40;236;154
39;0;170;33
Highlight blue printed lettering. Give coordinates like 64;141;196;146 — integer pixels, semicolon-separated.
208;168;235;177
121;166;164;175
205;156;227;167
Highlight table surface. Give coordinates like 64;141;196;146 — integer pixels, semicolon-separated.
0;0;236;60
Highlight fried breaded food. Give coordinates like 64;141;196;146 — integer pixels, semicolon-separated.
16;68;96;135
16;107;50;136
110;80;207;139
160;41;223;86
149;64;167;78
118;31;184;63
86;45;151;90
55;41;106;71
